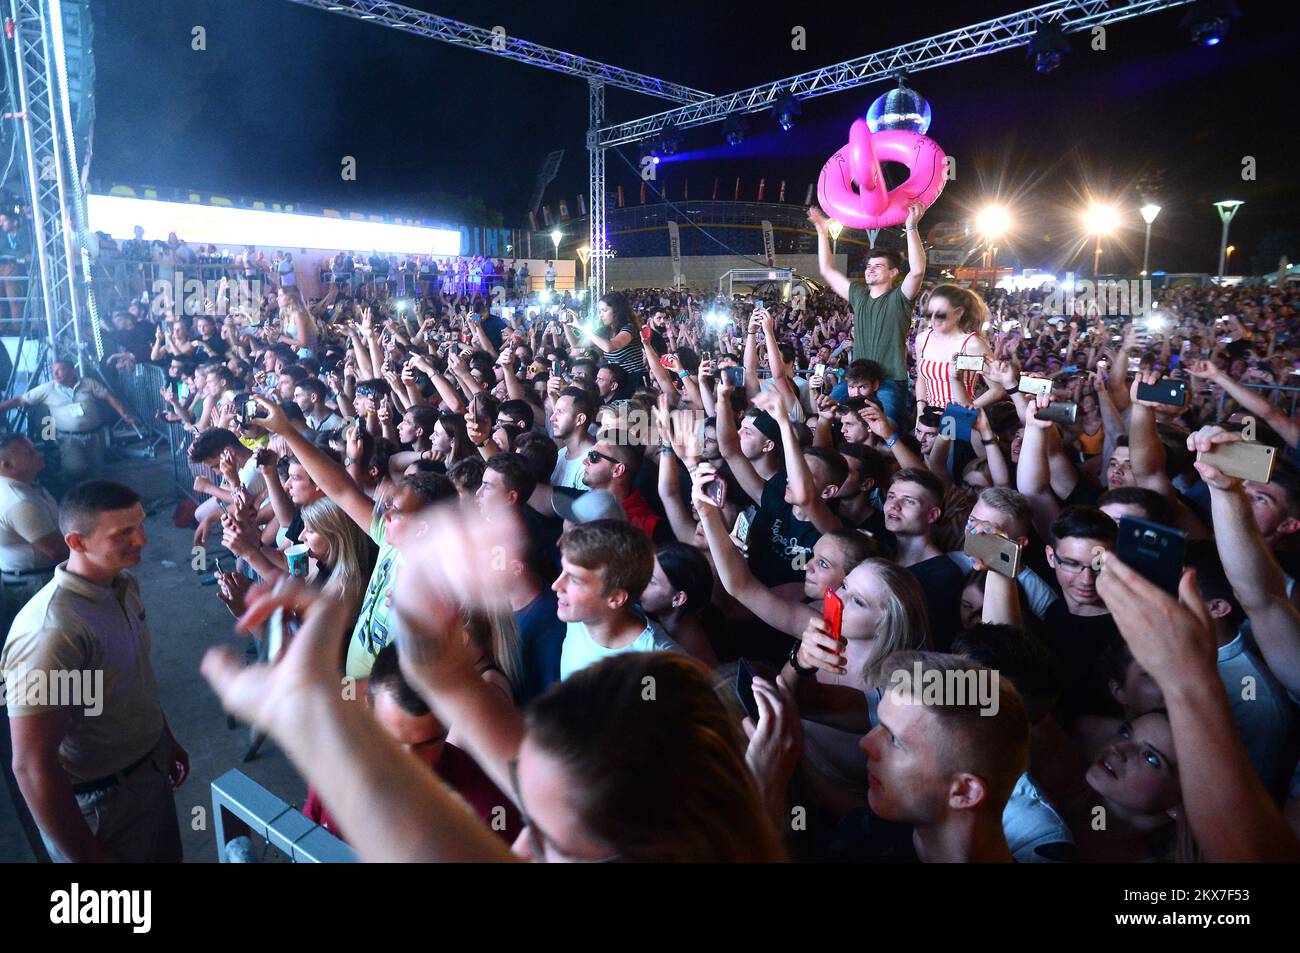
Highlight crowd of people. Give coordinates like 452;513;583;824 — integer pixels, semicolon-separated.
3;200;1300;864
97;224;558;303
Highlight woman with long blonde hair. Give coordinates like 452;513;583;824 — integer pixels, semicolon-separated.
782;558;933;815
300;497;377;629
277;283;319;355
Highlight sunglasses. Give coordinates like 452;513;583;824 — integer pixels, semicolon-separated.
586;449;619;465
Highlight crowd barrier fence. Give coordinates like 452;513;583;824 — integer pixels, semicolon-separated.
211;768;356;863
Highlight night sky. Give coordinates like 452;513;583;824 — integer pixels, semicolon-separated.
91;0;1295;274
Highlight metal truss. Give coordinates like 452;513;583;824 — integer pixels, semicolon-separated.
587;82;605;312
9;0;100;366
287;0;713;103
598;0;1196;147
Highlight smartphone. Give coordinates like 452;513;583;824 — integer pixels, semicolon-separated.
1036;401;1078;425
814;362;827;378
963;530;1023;579
823;587;844;641
660;354;675;369
942;403;979;442
1018;375;1052;396
702;476;726;508
733;505;756;543
1116;516;1186;596
735;658;761;723
754;299;764;310
955;354;985;372
641;326;652;343
244;399;262;421
551;360;562;377
1136;378;1187;407
723;366;745;388
1198;440;1277;483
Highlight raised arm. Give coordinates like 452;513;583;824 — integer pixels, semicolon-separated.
1098;557;1300;862
714;375;768;503
253;396;376;533
807;206;851;301
898;202;927;302
756;388;842;533
1190;428;1300;695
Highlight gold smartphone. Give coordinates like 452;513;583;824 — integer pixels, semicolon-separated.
1198;441;1277;484
963;530;1023;579
1018;375;1053;396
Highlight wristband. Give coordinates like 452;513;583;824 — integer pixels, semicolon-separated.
1004;382;1019;395
788;643;818;677
677;370;690;380
884;433;899;450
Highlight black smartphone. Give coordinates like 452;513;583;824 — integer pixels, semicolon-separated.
723;366;745;388
1116;516;1186;596
1136;378;1187;408
735;658;760;723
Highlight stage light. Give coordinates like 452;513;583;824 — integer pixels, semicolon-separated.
976;206;1011;238
1082;203;1120;236
657;123;683;156
1026;23;1070;74
87;194;460;255
1181;0;1240;47
723;115;749;146
770;95;801;132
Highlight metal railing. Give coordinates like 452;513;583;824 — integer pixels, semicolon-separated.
211;769;356;863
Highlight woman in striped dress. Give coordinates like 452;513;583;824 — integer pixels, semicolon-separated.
913;284;1004;417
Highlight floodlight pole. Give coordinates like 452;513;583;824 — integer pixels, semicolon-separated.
1215;200;1242;282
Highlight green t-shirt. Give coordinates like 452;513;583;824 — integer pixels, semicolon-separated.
848;281;915;381
344;512;401;679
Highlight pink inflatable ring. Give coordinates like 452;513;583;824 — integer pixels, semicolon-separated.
817;118;947;230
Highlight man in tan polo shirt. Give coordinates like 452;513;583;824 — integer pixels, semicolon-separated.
2;480;187;862
0;433;66;632
0;359;137;483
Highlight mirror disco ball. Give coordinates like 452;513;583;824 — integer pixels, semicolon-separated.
865;86;932;135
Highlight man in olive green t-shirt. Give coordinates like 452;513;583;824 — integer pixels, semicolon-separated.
808;202;927;428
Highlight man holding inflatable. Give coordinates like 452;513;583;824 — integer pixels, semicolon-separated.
809;201;926;430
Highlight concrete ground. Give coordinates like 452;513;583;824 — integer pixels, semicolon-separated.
0;454;305;862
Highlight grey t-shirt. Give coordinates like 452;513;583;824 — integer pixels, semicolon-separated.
848;281;915;382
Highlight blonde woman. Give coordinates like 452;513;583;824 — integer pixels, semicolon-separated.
214;497;375;651
277;284;319;356
780;558;932;815
914;284;1004;413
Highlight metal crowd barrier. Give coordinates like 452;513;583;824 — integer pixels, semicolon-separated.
211;769;356;863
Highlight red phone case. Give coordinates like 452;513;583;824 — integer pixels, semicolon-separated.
641;326;652;342
823;587;843;640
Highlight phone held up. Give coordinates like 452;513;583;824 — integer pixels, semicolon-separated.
735;658;761;723
1115;516;1186;596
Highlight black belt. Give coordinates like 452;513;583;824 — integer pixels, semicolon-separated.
71;748;155;795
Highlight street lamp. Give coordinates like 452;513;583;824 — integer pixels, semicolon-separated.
550;228;563;258
1082;203;1120;277
1139;203;1161;276
1214;200;1243;282
827;219;844;256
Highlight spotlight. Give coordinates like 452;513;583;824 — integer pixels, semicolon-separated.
1181;0;1240;47
657;123;682;156
769;95;801;132
1026;22;1070;74
723;115;749;146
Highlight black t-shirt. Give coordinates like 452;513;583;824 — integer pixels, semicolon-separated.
907;554;966;651
827;808;919;863
748;471;823;589
1040;599;1122;722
